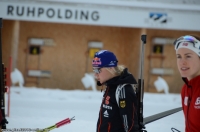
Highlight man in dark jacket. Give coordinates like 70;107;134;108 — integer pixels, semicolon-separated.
92;50;139;132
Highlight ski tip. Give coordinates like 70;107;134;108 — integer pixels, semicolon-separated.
71;116;75;121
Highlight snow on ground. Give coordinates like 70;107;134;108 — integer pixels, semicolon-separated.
5;86;184;132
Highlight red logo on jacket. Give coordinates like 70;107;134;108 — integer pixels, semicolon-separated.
105;96;110;105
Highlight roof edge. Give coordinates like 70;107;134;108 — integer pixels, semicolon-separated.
36;0;200;11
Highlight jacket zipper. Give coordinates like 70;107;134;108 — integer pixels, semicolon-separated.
98;87;110;132
108;122;111;132
186;85;192;131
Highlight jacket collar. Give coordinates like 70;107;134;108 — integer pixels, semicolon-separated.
182;75;200;88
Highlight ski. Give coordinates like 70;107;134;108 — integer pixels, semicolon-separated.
37;116;75;132
144;107;182;125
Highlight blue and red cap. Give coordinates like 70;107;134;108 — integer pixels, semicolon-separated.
92;50;118;68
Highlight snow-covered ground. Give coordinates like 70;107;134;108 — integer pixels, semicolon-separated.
5;86;184;132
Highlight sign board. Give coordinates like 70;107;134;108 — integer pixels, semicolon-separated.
151;68;174;75
89;48;100;58
0;1;200;31
29;38;55;46
153;45;163;54
29;46;40;55
88;41;102;58
28;70;51;77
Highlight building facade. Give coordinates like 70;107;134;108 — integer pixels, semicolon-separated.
1;0;200;93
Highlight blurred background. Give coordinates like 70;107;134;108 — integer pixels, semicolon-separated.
1;0;200;93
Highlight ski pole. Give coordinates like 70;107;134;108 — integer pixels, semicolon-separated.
0;18;9;129
37;116;75;132
137;35;147;132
